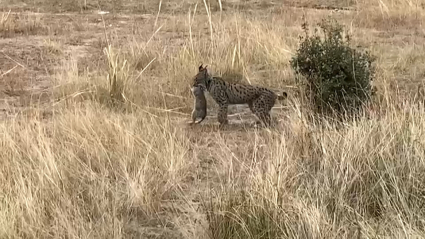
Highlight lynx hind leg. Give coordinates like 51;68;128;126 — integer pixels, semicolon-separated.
251;95;274;127
251;108;271;127
259;112;272;127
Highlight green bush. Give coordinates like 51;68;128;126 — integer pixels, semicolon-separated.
291;18;375;117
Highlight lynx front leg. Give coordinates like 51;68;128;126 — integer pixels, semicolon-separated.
217;104;229;125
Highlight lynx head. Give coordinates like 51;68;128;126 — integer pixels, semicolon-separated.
191;64;210;90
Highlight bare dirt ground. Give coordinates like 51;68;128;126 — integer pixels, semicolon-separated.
2;0;425;238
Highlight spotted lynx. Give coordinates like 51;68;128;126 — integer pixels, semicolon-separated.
190;86;207;124
191;65;287;126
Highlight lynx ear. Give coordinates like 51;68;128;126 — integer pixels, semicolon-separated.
203;65;209;76
198;64;204;71
203;65;208;74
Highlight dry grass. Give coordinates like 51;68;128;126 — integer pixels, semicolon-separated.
354;0;424;30
1;0;425;238
0;11;48;37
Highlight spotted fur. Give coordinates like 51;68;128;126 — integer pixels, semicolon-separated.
191;65;287;126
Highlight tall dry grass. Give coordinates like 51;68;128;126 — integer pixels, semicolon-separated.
0;11;48;37
1;0;425;238
354;0;425;30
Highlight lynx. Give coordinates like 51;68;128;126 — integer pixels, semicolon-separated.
191;65;287;126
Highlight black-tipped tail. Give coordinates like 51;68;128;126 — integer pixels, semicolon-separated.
277;92;288;100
